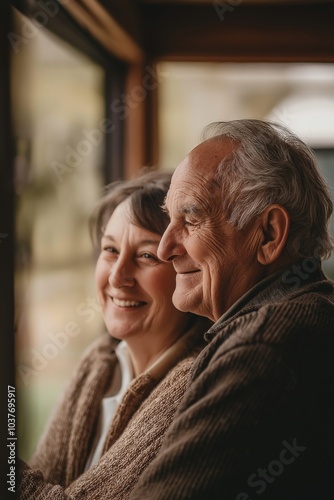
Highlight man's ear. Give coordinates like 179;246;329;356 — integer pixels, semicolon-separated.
257;205;290;266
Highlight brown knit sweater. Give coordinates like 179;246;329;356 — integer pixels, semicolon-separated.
18;317;209;499
129;266;334;499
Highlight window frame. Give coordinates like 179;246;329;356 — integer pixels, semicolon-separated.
2;0;128;477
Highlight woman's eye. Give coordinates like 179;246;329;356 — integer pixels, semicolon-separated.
140;253;161;264
142;253;155;259
102;246;118;254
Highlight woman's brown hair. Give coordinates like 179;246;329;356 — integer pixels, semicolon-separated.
90;170;171;249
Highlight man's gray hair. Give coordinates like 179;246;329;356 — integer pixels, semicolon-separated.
201;119;333;259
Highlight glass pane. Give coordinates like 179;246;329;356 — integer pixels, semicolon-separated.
12;9;106;460
158;62;334;278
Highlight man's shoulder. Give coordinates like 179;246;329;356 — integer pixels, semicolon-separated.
189;287;334;390
252;292;333;343
210;270;334;335
259;283;333;323
201;280;334;369
220;290;333;340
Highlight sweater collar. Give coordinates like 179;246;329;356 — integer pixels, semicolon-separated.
144;316;209;381
205;259;332;341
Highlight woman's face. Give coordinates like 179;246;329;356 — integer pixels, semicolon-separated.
95;200;189;348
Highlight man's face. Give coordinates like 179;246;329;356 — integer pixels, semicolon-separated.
158;138;265;322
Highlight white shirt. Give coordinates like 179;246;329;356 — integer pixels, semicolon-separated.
84;341;134;471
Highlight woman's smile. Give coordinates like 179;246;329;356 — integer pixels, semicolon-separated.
111;297;147;308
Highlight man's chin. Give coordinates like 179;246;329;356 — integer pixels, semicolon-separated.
172;290;200;315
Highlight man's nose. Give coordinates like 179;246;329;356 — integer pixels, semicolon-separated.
158;223;182;262
109;258;136;288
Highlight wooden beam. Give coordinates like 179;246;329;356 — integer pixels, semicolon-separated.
139;3;334;62
98;0;142;43
124;63;160;176
62;0;144;63
136;0;333;4
124;65;147;177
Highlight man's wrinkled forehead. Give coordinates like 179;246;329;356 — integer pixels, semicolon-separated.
165;160;218;215
166;138;233;210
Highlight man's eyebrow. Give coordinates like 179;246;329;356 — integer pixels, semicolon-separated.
161;197;202;217
178;204;202;215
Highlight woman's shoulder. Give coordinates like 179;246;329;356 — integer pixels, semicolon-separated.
74;332;119;373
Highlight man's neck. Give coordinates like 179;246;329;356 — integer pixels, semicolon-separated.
207;259;326;338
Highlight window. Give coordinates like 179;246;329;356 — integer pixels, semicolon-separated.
11;6;122;459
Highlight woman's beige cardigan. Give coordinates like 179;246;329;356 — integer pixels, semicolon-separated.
18;319;208;499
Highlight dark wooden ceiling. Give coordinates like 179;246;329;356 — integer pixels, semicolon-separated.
62;1;334;63
137;0;334;62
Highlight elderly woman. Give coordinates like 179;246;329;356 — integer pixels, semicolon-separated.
18;171;211;499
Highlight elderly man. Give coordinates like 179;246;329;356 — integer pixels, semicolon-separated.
130;120;334;499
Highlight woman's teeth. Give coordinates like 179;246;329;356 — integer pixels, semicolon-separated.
112;298;144;307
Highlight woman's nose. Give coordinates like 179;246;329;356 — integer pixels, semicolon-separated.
108;260;135;288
